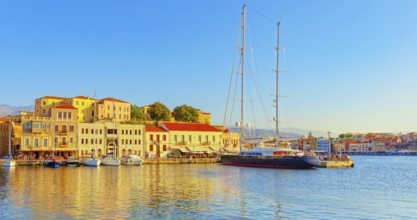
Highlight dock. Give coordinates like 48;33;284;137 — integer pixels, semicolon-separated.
317;155;354;168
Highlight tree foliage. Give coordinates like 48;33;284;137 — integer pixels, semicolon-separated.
131;105;145;122
338;133;353;139
148;102;171;122
172;105;199;123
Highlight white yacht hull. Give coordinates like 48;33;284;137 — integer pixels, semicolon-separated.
101;158;120;166
121;155;143;166
81;158;101;167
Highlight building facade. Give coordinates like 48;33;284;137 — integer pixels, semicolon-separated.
97;98;131;123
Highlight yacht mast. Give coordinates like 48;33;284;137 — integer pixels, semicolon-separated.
240;4;246;152
275;22;281;145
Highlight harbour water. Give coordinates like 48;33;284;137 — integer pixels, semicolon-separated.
1;156;417;219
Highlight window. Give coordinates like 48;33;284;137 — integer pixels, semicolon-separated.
130;140;132;145
85;139;88;144
69;125;74;132
205;135;209;142
135;130;137;135
122;130;124;135
70;137;73;144
99;139;102;144
157;135;160;141
150;135;153;141
63;112;67;119
198;135;201;142
135;140;137;145
62;137;66;144
122;140;124;144
82;128;84;134
150;144;154;151
62;125;67;132
86;129;88;134
34;138;39;147
68;112;72;119
81;139;84;144
43;138;48;147
55;125;58;132
91;129;94;134
55;137;58;144
163;135;166;141
139;140;141;145
174;135;177;142
139;130;141;135
58;112;62;119
163;145;167;151
130;130;132;135
188;135;192;142
181;135;185;142
25;138;29;147
212;136;216;142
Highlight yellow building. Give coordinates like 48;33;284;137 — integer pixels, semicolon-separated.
35;95;131;123
158;122;223;157
196;109;211;124
68;96;97;123
145;125;170;158
213;125;240;151
21;104;78;159
97;98;131;123
78;121;144;158
35;96;68;117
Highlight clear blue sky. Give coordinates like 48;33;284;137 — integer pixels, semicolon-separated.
1;0;417;135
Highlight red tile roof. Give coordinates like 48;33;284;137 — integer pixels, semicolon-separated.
145;126;167;132
0;117;10;123
100;97;128;104
54;104;77;109
162;122;220;132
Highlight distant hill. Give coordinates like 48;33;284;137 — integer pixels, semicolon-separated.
0;104;34;117
229;127;303;138
228;127;330;138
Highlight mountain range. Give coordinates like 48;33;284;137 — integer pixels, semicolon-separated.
0;104;34;117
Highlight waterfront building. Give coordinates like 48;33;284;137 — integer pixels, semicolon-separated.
35;96;68;117
212;126;240;152
78;121;144;158
349;142;371;152
20;105;78;159
0;118;20;156
317;139;330;153
370;140;386;152
67;96;96;123
159;122;223;157
96;98;131;123
145;126;169;158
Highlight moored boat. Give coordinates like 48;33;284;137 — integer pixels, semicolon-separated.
101;153;120;166
121;154;143;166
66;157;81;167
221;147;321;169
220;5;320;169
44;158;62;168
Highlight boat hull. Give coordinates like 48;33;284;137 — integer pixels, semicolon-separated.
221;155;321;169
101;159;120;166
45;161;62;168
81;158;101;167
2;160;16;167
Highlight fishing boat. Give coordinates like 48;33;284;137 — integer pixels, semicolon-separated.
121;154;143;166
221;5;320;169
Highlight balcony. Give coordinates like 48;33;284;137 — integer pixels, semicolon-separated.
60;143;68;147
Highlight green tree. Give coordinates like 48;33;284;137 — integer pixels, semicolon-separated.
131;105;145;122
172;105;199;123
148;101;171;122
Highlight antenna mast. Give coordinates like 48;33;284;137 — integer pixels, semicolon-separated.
275;22;281;144
240;4;246;152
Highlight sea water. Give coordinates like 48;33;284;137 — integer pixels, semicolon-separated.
1;156;416;219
